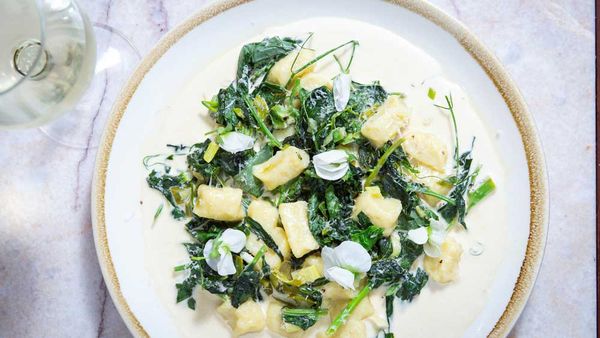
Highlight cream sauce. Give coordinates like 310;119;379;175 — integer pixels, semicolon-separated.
140;17;508;338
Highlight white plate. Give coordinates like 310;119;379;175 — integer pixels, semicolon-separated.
91;1;549;337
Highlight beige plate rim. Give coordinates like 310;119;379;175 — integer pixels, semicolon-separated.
91;0;549;337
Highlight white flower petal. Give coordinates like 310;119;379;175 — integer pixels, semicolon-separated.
423;242;442;258
333;73;351;112
429;229;446;247
314;163;349;181
203;240;220;271
321;246;337;270
313;150;348;165
217;252;236;276
407;227;429;245
334;241;372;273
325;266;356;290
219;132;255;153
221;229;247;253
313;150;349;181
430;218;447;232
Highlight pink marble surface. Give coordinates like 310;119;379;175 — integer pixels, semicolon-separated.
0;0;595;337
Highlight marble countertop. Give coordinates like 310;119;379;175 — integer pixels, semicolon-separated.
0;0;595;337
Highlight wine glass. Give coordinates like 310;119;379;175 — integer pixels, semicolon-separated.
0;0;140;148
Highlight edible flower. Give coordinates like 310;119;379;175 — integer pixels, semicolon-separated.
203;229;247;276
407;218;447;258
322;241;372;290
312;150;349;181
333;73;351;112
218;131;255;153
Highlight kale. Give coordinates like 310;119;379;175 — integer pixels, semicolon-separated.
245;217;283;258
281;307;328;330
185;216;222;244
438;144;475;227
270;271;324;308
350;224;384;251
346;81;387;113
275;177;304;205
397;268;428;301
214;85;242;127
368;258;405;288
303;87;336;125
236;36;301;91
255;82;288;106
146;170;188;219
233;145;273;197
187;139;256;184
231;246;268;308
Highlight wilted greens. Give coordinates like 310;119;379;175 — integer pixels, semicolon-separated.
143;35;496;336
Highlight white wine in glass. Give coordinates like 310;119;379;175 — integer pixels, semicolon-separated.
0;0;140;148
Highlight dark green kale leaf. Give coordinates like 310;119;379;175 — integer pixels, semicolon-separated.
185;216;222;244
275;177;305;205
304;87;336;125
346;81;387;113
234;145;273;197
188;139;256;183
438;143;475;227
270;273;324;308
281;307;328;330
255;82;288;106
368;258;405;288
214;85;242;127
350;224;384;251
245;217;283;258
146;169;188;219
237;36;301;90
230;246;268;308
396;268;428;301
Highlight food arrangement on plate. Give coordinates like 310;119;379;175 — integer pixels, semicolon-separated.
142;28;499;338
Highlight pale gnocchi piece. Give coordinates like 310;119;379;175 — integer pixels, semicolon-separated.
419;176;452;207
266;301;301;337
246;233;282;269
193;185;245;221
301;254;324;276
267;48;316;87
300;72;332;91
248;200;292;259
322;283;357;301
352;186;402;236
279;201;320;258
329;296;375;322
217;300;266;336
248;200;279;231
423;237;463;283
317;319;366;338
360;95;410;148
253;146;310;190
402;131;448;172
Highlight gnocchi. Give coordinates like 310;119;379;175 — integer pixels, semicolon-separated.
423;237;463;283
217;300;266;336
266;301;301;337
361;95;410;148
402;131;448;172
193;185;245;221
279;201;320;258
317;319;366;338
267;48;316;87
248;200;292;259
253;146;310;190
300;72;332;91
352;186;402;236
